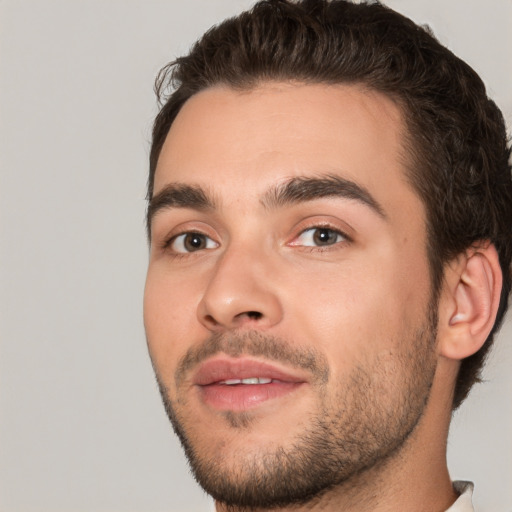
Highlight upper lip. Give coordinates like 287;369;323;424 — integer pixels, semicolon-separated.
192;357;309;386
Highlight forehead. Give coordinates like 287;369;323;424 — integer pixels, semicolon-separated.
154;82;418;220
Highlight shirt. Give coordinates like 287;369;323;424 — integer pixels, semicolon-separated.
446;482;474;512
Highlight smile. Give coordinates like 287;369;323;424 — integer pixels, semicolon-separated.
192;357;308;411
220;377;273;385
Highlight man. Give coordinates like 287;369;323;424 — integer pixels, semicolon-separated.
143;1;512;510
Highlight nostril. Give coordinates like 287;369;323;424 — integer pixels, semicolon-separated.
246;311;263;320
203;311;263;327
204;314;218;326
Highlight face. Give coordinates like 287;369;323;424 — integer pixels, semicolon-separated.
144;83;438;508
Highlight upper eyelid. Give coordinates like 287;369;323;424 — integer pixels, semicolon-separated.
292;220;353;242
156;220;219;246
164;229;217;248
151;211;218;235
289;226;350;246
301;225;348;236
302;226;346;236
171;232;219;251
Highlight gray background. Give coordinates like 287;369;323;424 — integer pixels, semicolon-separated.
0;1;510;511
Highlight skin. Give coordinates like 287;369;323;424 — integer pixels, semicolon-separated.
144;82;469;511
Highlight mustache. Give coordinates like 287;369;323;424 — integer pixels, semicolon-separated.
175;331;330;387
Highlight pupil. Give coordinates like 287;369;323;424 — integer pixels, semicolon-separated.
185;233;205;251
314;228;336;245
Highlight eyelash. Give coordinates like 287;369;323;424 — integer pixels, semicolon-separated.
163;231;218;255
289;225;352;252
161;224;351;258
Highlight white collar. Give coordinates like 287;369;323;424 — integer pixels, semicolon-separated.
446;481;474;512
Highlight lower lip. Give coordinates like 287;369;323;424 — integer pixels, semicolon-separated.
198;381;304;411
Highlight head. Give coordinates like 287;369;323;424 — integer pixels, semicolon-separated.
147;0;512;409
144;0;512;508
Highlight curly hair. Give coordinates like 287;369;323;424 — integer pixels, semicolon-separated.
148;0;512;409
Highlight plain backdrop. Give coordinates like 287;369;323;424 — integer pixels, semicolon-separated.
0;1;511;511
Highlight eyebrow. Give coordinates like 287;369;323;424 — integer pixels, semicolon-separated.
146;183;216;237
262;174;386;217
146;174;385;239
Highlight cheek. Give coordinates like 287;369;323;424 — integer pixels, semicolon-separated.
143;267;202;378
282;248;431;365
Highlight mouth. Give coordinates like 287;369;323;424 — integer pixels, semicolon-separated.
192;357;308;411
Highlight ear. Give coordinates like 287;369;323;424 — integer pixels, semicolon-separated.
437;242;502;360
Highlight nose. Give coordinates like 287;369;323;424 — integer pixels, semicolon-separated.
197;244;283;331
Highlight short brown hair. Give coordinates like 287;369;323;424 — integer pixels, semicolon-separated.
148;0;512;409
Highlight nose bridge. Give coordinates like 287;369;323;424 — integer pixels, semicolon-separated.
197;239;282;330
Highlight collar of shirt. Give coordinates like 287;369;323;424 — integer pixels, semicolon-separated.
446;481;474;512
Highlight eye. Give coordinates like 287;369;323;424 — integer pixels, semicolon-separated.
169;232;218;253
293;227;346;247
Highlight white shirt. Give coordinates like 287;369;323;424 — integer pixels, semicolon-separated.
446;482;474;512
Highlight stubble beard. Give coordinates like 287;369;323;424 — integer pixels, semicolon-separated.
153;303;438;510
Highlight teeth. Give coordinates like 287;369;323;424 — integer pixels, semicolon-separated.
222;377;273;385
242;377;260;385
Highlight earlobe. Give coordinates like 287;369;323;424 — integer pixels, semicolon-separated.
438;243;502;361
